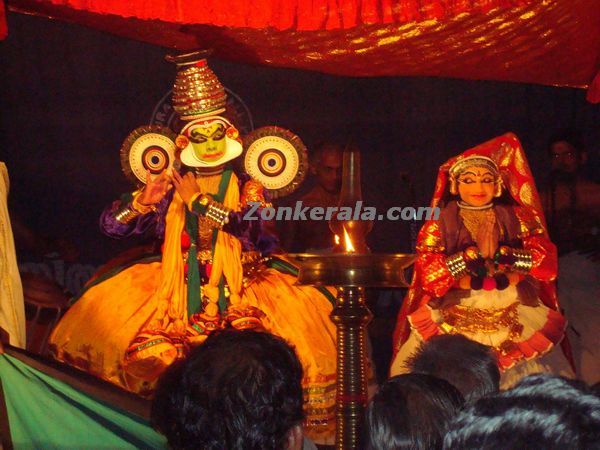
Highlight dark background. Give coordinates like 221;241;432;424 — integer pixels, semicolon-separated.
1;12;599;292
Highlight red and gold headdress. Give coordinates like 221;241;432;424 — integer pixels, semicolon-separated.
431;132;546;228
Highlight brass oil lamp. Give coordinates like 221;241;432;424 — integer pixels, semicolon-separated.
292;147;414;449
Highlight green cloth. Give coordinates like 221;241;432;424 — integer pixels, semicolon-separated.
187;168;233;316
0;354;166;449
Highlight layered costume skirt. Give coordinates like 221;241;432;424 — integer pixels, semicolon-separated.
390;285;573;387
49;257;337;441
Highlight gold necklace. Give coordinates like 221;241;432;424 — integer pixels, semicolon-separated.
459;208;495;241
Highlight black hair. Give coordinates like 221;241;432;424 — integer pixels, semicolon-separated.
364;373;465;450
443;374;600;450
406;334;500;404
310;141;344;165
151;330;304;450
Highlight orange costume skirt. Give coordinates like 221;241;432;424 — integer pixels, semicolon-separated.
49;257;337;442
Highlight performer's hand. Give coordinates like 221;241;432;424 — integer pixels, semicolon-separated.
139;170;172;205
172;170;201;206
476;213;499;259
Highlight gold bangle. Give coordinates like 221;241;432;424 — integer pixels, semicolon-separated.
115;205;140;224
512;249;533;273
205;200;232;229
446;252;468;279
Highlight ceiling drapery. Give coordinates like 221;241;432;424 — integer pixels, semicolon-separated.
4;0;600;101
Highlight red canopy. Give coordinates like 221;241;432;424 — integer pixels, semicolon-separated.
4;0;600;101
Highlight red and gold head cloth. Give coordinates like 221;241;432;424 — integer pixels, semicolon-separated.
430;132;546;229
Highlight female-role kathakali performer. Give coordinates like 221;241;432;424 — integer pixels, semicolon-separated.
390;133;574;387
49;53;337;441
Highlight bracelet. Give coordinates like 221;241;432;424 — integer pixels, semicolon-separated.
512;249;533;273
205;200;232;229
115;205;140;224
446;252;469;279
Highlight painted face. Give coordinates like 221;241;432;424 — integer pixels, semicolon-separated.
189;123;226;162
456;165;496;206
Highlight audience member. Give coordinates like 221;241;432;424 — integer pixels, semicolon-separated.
541;129;600;384
443;374;600;450
278;142;342;253
542;129;600;255
364;373;464;450
406;334;500;404
151;330;309;450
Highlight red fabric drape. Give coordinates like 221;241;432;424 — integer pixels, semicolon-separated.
1;1;7;39
586;71;600;103
13;0;534;30
5;0;600;100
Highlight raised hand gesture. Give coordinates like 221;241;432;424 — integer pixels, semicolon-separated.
139;170;173;206
172;170;201;206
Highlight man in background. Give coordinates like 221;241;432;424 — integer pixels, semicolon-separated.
278;142;342;253
541;130;600;384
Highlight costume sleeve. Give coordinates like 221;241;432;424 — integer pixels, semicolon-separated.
514;207;558;281
100;194;167;239
415;220;457;298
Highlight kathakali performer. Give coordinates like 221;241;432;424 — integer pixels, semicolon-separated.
49;53;337;442
390;133;574;387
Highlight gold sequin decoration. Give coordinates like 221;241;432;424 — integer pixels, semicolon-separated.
441;302;522;336
519;182;534;207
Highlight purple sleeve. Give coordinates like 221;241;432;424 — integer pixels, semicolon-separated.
99;195;170;239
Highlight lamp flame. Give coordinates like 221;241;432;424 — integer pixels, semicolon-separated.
334;234;340;246
343;226;356;253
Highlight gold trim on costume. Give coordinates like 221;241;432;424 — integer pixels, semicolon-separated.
441;302;522;336
449;155;499;178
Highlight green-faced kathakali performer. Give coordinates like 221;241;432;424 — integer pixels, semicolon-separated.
49;53;337;442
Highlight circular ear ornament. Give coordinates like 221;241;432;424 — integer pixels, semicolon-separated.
241;126;308;199
120;126;179;186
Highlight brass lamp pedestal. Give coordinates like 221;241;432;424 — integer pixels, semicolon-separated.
293;253;414;449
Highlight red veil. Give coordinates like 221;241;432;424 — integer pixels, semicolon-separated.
391;133;573;367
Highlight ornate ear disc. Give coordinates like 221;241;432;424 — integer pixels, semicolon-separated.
494;178;503;197
449;176;458;195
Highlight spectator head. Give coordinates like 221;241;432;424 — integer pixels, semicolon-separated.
443;374;600;450
310;142;343;194
547;129;586;175
406;334;500;404
151;330;305;450
364;373;464;450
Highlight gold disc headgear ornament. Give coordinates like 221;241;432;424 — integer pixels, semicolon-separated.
449;155;503;197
